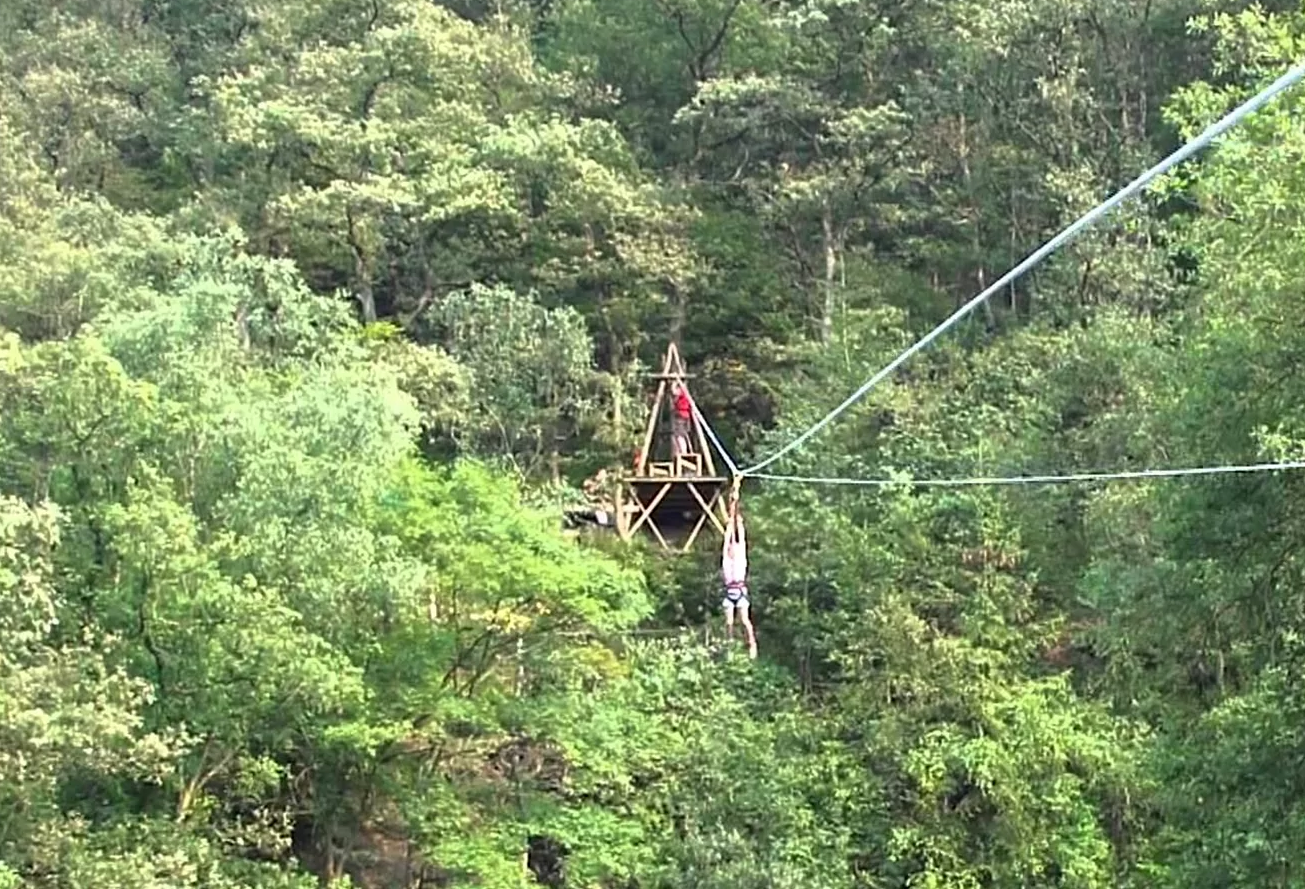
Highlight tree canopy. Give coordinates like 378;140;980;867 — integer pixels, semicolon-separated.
3;1;1305;887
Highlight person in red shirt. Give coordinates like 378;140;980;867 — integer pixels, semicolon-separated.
671;381;692;458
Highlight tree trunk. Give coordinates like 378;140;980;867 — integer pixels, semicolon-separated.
821;199;836;344
514;636;526;696
958;109;995;326
977;265;994;326
354;257;377;323
668;281;686;348
346;209;377;323
612;365;624;458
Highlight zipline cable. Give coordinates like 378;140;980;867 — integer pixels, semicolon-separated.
691;399;740;476
741;60;1305;477
751;460;1305;488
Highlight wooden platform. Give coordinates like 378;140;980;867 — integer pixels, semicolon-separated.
617;476;729;553
617;342;733;553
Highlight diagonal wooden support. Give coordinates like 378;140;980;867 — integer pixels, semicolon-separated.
622;484;670;550
628;482;672;538
619;484;644;542
687;483;726;536
681;484;728;552
644;511;671;550
682;508;710;553
638;379;666;475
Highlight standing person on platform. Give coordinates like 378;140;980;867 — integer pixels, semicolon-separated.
671;380;693;459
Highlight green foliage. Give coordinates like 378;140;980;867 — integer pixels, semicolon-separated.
430;284;607;476
0;173;657;882
3;0;1305;886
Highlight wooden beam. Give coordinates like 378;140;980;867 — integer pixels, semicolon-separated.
687;483;726;536
637;379;665;476
627;476;730;484
615;484;629;541
624;482;672;551
624;483;648;527
665;342;683;373
674;453;703;477
622;483;646;541
682;506;711;552
664;344;717;477
681;484;725;552
628;482;672;537
644;510;671;550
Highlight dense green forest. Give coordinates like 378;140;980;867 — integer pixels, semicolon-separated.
4;0;1305;886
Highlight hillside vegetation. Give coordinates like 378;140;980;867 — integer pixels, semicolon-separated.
3;1;1305;887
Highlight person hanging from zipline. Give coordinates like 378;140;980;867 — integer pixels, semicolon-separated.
721;484;756;659
671;380;693;459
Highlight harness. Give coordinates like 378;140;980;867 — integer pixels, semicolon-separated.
723;578;748;605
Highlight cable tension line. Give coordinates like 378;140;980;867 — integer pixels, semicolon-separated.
752;460;1305;488
692;399;740;476
741;60;1305;477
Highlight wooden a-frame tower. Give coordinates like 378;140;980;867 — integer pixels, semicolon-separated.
616;343;732;553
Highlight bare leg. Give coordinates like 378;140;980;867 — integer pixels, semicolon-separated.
723;601;736;640
737;602;757;659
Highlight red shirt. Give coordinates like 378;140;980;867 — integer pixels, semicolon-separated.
674;390;691;418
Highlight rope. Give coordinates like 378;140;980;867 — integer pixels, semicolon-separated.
691;398;741;476
741;60;1305;477
751;460;1305;488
